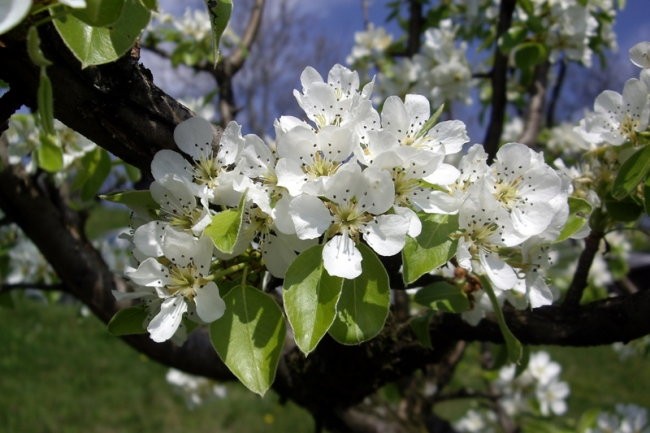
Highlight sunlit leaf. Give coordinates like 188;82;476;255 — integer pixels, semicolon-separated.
71;0;126;27
480;276;523;364
328;244;390;345
205;0;233;66
283;245;343;355
210;285;285;396
37;132;63;172
612;144;650;200
205;207;243;254
557;197;592;241
402;214;458;284
53;0;150;68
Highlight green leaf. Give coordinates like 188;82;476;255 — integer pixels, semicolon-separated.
71;0;126;27
37;68;55;135
605;193;644;222
283;245;344;355
512;42;548;70
205;0;233;66
53;0;151;68
409;311;434;349
27;26;52;67
480;276;523;364
84;206;132;240
107;305;148;336
75;148;112;200
328;244;390;345
413;281;469;313
498;25;527;53
612;144;650;199
576;408;602;433
138;0;157;10
37;132;64;172
210;285;286;396
205;206;244;254
402;214;458;284
557;197;592;241
101;190;158;218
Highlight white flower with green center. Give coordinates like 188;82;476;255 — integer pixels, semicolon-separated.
132;174;212;258
151;118;243;205
126;231;225;343
483;143;568;243
294;64;374;129
275;124;356;197
456;195;518;292
373;94;468;158
285;164;407;279
579;78;650;145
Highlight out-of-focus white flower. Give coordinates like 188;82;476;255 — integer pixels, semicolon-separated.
346;24;393;65
630;41;650;69
166;368;228;409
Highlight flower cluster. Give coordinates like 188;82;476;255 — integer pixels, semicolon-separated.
588;404;650;433
454;351;570;432
120;64;570;343
166;368;227;409
348;20;473;107
578;42;650;146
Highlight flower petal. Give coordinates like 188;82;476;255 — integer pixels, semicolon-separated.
174;117;214;161
194;282;226;323
322;234;362;279
147;297;188;342
289;194;331;239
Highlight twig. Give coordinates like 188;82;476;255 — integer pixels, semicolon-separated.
545;59;567;128
406;0;424;56
0;282;65;293
562;229;604;307
518;61;550;147
483;0;517;162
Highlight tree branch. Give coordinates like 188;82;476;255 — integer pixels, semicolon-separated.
483;0;516;161
517;61;549;147
0;25;198;175
562;229;604;307
545;60;567;128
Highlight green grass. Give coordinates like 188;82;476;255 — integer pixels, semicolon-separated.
2;295;649;432
0;295;314;433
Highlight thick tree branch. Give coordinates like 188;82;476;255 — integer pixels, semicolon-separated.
483;0;516;161
406;0;424;56
0;26;197;175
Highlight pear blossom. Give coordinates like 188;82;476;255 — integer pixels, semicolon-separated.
579;78;650;145
346;24;393;65
125;231;225;343
285;164;408;279
132;174;212;258
293;64;375;130
151;118;243;204
482;142;568;242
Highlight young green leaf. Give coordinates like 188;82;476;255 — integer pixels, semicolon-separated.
107;305;148;336
210;285;286;396
402;214;458;284
37;132;64;172
27;26;52;67
413;281;469;313
328;244;390;345
283;245;344;355
205;207;244;254
512;42;548;70
37;69;55;136
612;144;650;200
556;197;592;242
205;0;233;67
100;190;158;218
78;148;112;200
